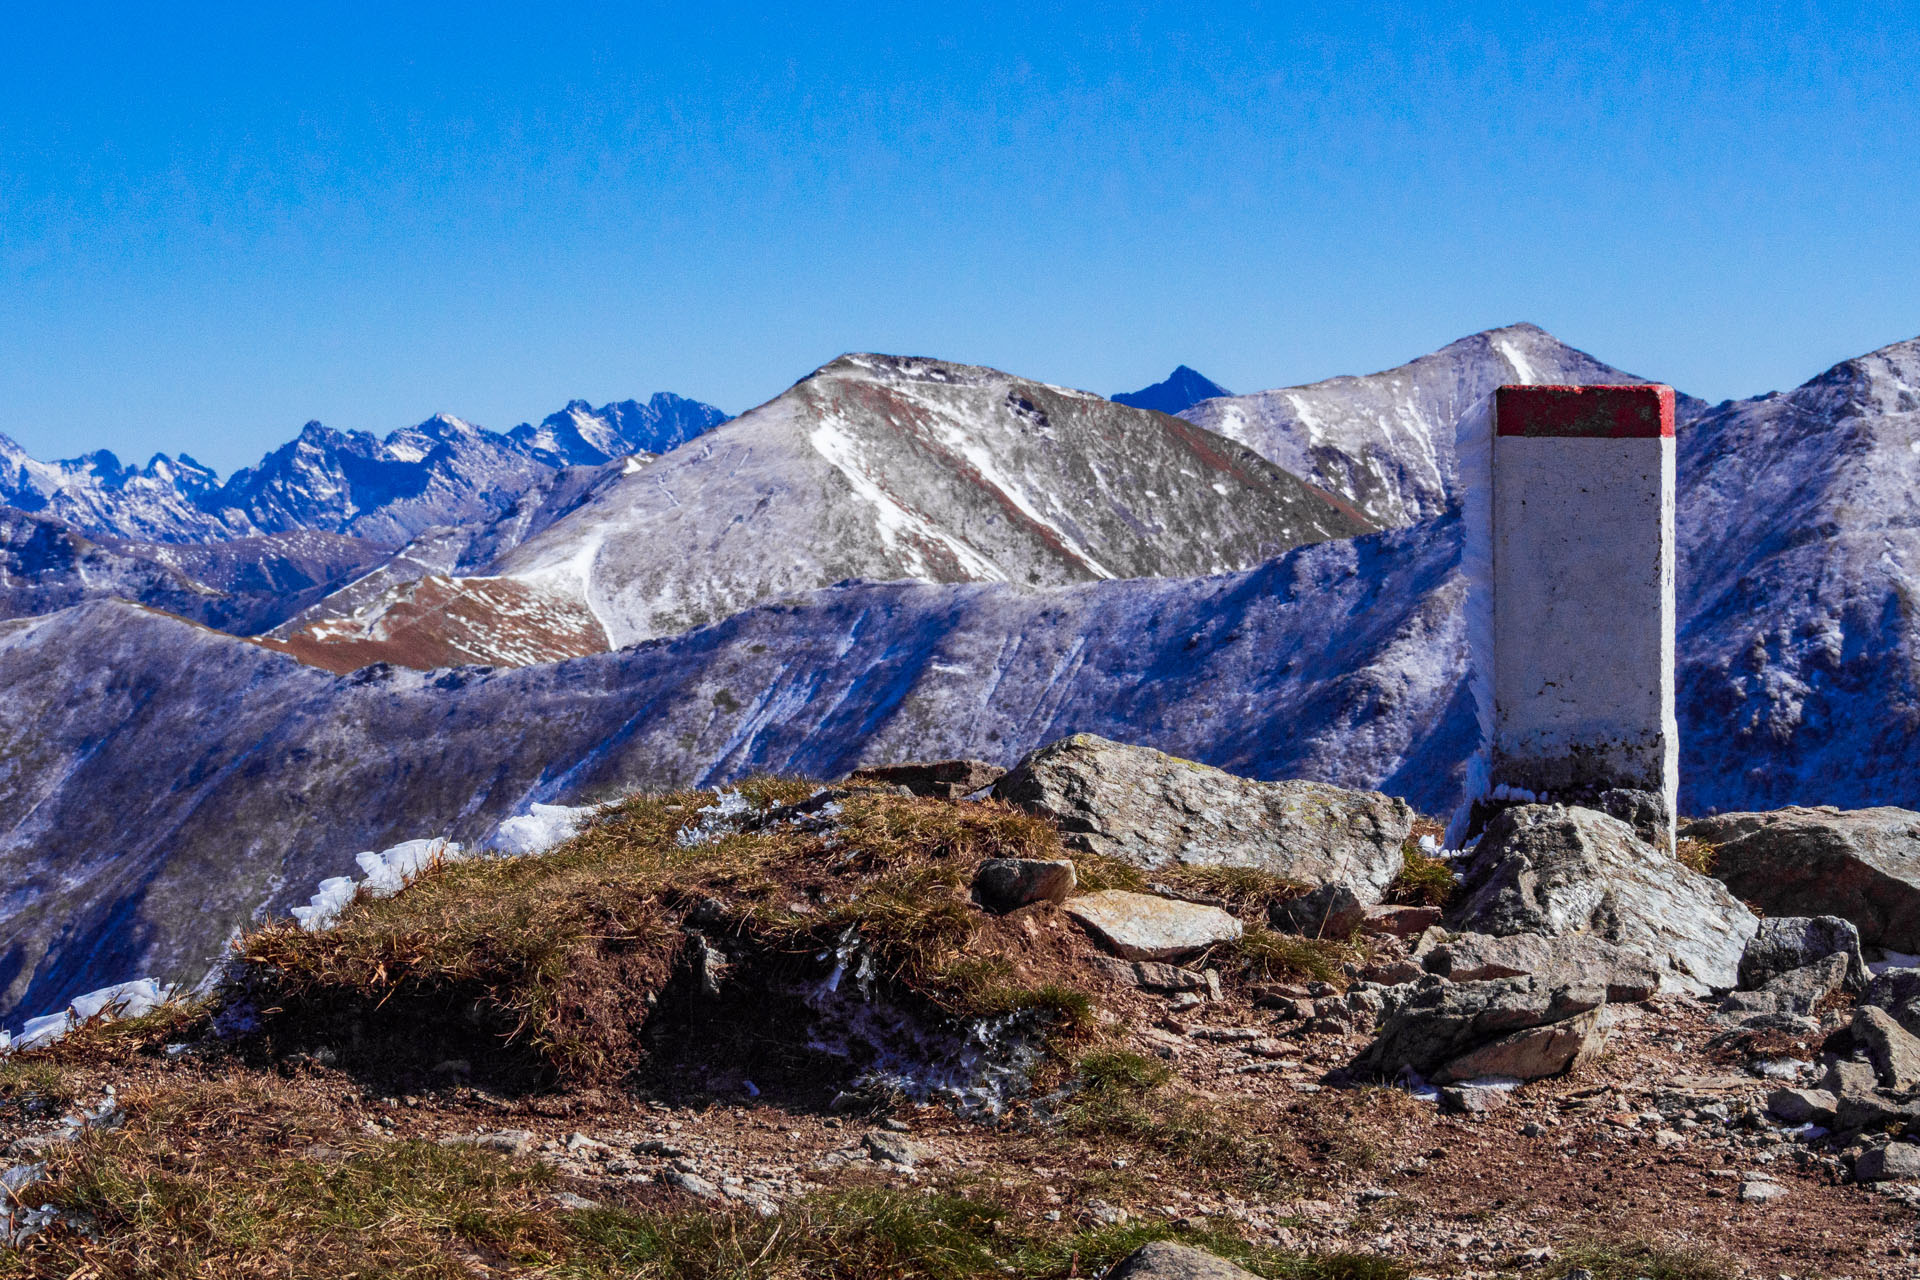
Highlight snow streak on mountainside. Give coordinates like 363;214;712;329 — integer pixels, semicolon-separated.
1111;365;1232;416
274;353;1373;667
0;518;1465;1024
1675;335;1920;809
1179;323;1700;528
0;394;728;546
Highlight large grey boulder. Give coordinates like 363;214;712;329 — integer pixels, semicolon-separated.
994;735;1412;902
1350;975;1609;1084
1451;805;1757;995
1739;916;1868;992
1681;806;1920;951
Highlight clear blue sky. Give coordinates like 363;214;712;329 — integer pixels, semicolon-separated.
3;2;1916;474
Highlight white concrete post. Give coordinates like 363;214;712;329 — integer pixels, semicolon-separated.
1490;384;1677;846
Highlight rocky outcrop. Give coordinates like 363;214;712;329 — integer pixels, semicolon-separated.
1350;975;1611;1084
1062;890;1243;962
994;735;1412;902
1682;807;1920;951
1451;805;1757;995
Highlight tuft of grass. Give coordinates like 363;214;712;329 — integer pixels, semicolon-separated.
1548;1236;1736;1280
0;1076;1406;1280
1156;865;1309;915
1385;847;1456;908
236;786;1099;1081
1675;837;1717;875
1385;817;1454;907
1220;925;1361;986
0;1059;79;1116
1056;1049;1275;1188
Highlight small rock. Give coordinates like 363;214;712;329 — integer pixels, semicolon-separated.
1853;1006;1920;1090
846;759;1005;799
1104;1240;1262;1280
1739;915;1868;991
1738;1179;1788;1203
1273;883;1368;938
1064;890;1243;962
662;1169;722;1200
1361;904;1444;939
552;1191;601;1211
1439;1084;1512;1114
1436;1009;1609;1084
458;1129;535;1157
1767;1087;1838;1127
1855;1142;1920;1182
1097;958;1208;993
862;1130;927;1168
1422;930;1660;1003
971;858;1076;913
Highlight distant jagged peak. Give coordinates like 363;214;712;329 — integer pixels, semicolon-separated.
1112;365;1233;416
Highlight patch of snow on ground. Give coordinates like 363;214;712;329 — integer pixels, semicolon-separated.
6;978;175;1053
290;836;463;932
488;803;596;855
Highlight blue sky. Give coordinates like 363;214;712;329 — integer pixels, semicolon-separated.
3;2;1916;473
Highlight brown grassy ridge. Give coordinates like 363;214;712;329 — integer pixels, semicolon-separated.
236;781;1105;1085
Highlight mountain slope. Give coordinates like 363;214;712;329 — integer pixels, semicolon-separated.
1178;323;1696;528
1676;334;1920;808
1111;365;1232;415
0;509;389;634
271;353;1373;666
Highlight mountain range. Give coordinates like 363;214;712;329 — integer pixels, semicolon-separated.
2;325;1918;1025
0;392;728;546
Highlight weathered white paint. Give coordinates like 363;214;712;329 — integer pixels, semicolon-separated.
1491;385;1677;845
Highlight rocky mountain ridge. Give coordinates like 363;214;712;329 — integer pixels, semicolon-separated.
0;392;728;547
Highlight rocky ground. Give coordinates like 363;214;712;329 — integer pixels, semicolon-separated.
6;738;1920;1278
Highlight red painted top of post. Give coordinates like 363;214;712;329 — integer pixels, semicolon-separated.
1494;384;1675;438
